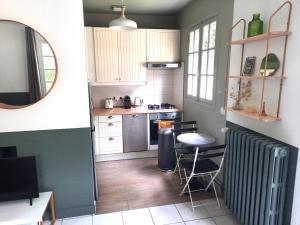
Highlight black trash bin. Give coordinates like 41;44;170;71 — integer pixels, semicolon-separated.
158;128;176;171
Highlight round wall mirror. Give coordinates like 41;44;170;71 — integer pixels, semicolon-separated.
0;20;57;109
260;53;280;77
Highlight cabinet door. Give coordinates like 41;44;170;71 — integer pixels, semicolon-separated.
94;28;119;83
123;114;148;152
84;27;96;82
99;136;123;154
147;29;180;62
118;30;147;82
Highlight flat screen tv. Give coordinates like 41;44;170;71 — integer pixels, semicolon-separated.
0;156;39;205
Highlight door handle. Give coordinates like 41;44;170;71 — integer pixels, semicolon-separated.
108;123;114;126
108;116;113;119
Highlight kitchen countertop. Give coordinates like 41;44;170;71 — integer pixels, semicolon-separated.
93;107;182;116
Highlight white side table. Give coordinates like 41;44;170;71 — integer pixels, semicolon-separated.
0;192;56;225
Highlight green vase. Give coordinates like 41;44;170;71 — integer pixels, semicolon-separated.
247;13;263;37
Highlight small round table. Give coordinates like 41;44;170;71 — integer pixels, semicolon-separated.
177;133;216;147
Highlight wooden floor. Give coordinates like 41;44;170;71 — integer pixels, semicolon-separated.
96;157;214;214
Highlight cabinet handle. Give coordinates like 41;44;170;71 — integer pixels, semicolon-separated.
108;123;114;126
109;137;114;141
132;114;139;118
108;116;113;119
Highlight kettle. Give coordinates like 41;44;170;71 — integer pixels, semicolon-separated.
105;98;114;109
134;97;143;107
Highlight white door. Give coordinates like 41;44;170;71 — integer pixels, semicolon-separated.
147;29;180;62
94;28;120;83
118;29;147;82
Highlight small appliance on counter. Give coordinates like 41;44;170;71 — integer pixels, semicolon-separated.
134;97;143;107
105;98;114;109
123;95;131;109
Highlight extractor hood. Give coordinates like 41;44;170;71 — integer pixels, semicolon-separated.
147;62;181;70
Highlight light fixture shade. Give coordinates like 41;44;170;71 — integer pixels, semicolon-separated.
109;15;137;31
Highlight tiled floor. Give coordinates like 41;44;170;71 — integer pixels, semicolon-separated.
96;158;214;214
44;199;241;225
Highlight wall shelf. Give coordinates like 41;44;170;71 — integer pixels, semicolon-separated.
227;108;281;122
224;1;292;122
226;75;286;80
230;31;291;45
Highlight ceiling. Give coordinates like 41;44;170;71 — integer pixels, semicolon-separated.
83;0;193;15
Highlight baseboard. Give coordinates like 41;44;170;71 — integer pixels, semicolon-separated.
96;150;158;162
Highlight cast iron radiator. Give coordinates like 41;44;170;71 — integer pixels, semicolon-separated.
224;129;289;225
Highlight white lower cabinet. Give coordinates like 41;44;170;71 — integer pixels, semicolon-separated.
99;136;123;154
95;115;123;155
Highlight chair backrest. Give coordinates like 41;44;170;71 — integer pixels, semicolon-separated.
192;144;227;173
171;121;197;146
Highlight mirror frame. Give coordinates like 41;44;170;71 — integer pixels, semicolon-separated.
0;19;58;110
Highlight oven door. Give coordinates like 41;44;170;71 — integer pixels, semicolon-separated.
149;118;180;150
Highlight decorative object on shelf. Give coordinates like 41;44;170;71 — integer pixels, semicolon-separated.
261;101;268;116
229;81;252;110
247;13;264;37
109;0;137;31
243;56;256;75
260;53;280;76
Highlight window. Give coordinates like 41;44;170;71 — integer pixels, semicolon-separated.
187;19;217;103
41;43;56;91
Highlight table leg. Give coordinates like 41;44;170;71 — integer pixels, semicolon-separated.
50;193;56;225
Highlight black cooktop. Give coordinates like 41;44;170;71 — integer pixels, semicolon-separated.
148;103;176;110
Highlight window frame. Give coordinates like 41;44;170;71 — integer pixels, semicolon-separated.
185;16;218;106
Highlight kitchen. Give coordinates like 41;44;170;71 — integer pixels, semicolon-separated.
84;21;206;212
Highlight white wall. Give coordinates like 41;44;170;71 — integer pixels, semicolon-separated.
0;0;90;132
229;0;300;224
0;22;28;92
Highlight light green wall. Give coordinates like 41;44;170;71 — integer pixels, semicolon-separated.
0;128;95;218
177;0;234;143
84;12;178;29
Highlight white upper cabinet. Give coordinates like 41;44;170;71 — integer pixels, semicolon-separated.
146;29;180;62
93;28;120;83
84;27;96;82
118;30;147;82
92;28;146;85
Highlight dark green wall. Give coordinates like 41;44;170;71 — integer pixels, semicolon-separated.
176;0;234;143
84;12;178;29
0;128;95;218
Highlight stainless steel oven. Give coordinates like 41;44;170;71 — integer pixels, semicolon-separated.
148;112;181;150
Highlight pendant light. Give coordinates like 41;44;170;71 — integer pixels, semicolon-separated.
109;0;137;31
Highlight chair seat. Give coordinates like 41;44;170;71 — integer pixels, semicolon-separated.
181;159;219;174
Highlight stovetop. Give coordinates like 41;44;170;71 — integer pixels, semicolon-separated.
147;103;176;110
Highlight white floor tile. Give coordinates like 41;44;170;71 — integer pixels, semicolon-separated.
185;218;216;225
175;202;209;221
212;215;241;225
122;208;153;225
201;199;231;217
44;219;62;225
62;215;92;225
149;204;183;225
93;212;123;225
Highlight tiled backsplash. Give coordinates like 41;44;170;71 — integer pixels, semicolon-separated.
91;68;184;109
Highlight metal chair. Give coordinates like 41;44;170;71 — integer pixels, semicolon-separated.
180;144;227;210
171;121;197;184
